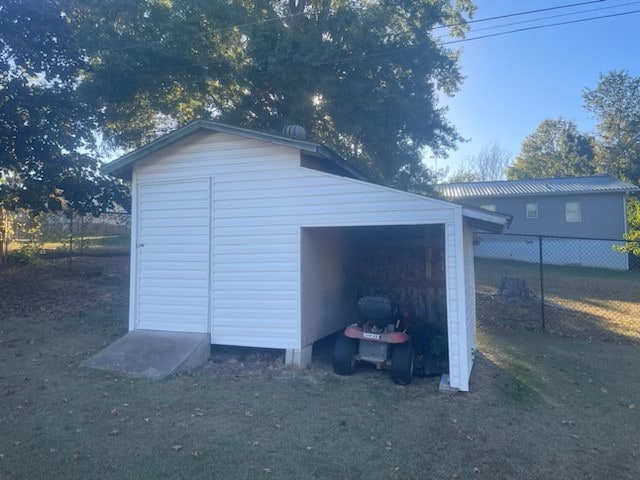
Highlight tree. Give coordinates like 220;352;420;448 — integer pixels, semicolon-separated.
448;167;480;183
506;118;597;180
389;162;447;196
0;0;129;261
583;70;640;185
446;141;511;183
67;0;475;183
465;141;511;181
583;71;640;253
619;197;640;256
1;0;88;210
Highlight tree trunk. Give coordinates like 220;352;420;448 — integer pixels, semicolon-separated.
80;215;84;255
68;211;73;266
0;207;7;263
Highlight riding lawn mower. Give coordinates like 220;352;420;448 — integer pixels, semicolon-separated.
332;295;415;385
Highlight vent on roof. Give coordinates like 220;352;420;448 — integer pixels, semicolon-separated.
282;124;306;140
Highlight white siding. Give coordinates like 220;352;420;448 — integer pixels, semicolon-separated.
132;131;466;366
136;178;211;333
300;228;349;347
463;223;477;387
445;220;463;390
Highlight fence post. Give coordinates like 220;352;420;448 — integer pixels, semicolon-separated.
79;215;84;255
68;211;73;266
0;206;8;262
539;236;545;332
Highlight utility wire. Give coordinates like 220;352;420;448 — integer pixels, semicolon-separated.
433;0;607;30
459;0;640;37
84;2;639;78
441;8;640;46
99;3;638;150
93;0;612;55
322;8;640;65
102;6;639;74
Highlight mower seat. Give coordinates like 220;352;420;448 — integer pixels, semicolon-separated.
357;296;394;327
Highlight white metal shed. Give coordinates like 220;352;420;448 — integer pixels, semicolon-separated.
103;121;510;391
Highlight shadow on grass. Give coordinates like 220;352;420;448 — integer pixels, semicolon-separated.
475;257;640;345
476;293;640;345
476;257;640;304
473;325;640;414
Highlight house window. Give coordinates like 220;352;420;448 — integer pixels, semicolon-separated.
565;201;582;222
526;203;538;219
480;204;496;212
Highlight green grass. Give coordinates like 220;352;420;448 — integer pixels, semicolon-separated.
1;256;640;479
39;235;130;252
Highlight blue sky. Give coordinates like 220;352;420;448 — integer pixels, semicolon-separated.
437;0;640;176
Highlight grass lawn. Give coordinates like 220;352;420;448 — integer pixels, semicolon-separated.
1;256;639;479
38;235;131;255
475;257;640;344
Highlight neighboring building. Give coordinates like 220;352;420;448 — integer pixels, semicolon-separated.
102;120;510;392
439;176;639;270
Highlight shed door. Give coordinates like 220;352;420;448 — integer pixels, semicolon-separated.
136;179;212;333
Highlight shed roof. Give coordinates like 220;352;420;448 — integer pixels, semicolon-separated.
101;120;369;181
438;176;639;199
461;205;511;233
102;120;511;233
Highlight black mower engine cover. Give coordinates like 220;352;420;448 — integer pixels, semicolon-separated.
357;296;396;327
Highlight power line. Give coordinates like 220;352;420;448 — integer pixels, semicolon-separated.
460;0;640;37
97;3;638;151
83;2;639;79
440;8;640;47
322;8;640;65
432;0;608;31
444;0;607;28
92;0;611;55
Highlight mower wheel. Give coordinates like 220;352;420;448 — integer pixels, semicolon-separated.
391;342;414;385
333;334;358;376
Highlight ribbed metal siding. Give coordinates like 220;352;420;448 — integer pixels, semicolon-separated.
439;176;638;199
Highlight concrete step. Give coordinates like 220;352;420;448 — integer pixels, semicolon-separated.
81;330;211;380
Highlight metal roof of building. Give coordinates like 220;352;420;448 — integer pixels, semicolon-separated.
438;176;639;199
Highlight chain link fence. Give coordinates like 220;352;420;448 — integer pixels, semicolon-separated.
39;211;130;247
474;233;640;344
6;210;130;261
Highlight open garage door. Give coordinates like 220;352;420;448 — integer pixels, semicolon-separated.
300;224;447;363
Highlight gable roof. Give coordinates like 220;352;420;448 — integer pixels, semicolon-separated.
101;120;369;181
438;175;640;199
101;120;511;233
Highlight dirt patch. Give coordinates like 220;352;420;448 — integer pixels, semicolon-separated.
0;255;130;322
202;334;346;381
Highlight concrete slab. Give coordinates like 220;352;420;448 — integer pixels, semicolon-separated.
81;330;211;380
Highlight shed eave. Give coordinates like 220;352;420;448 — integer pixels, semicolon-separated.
461;206;512;233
